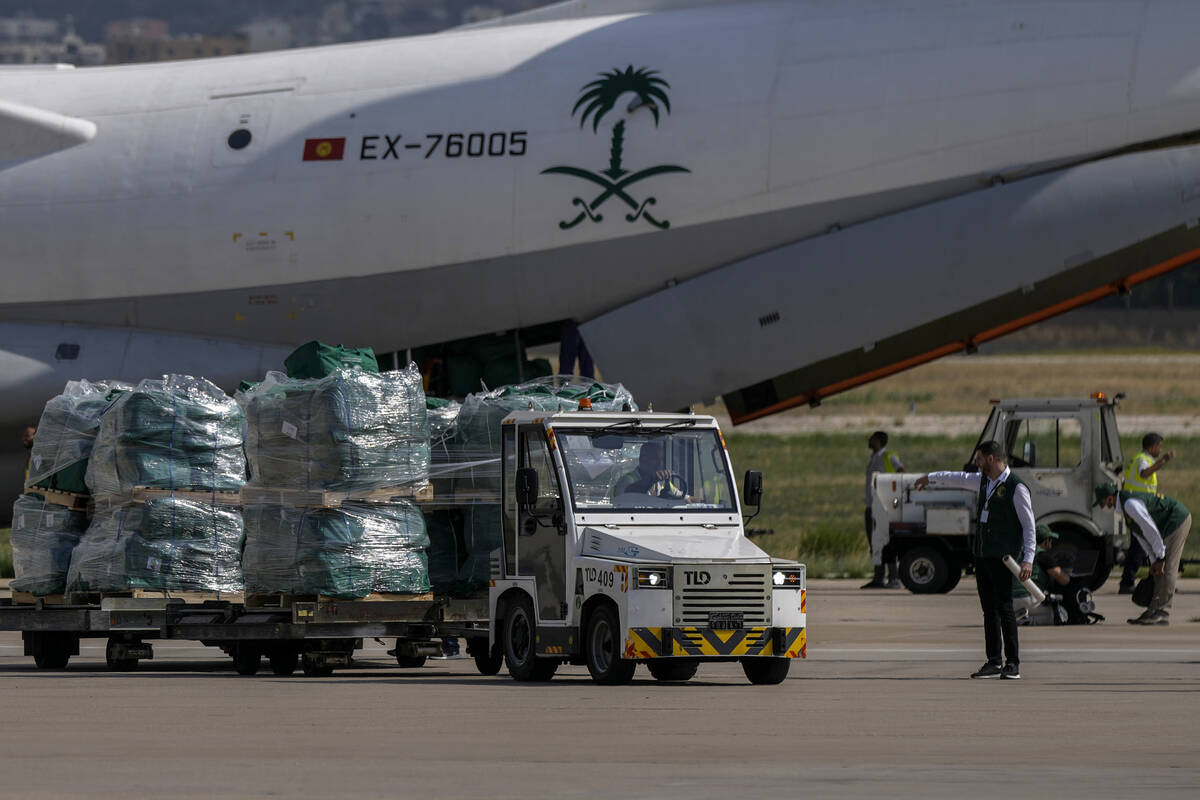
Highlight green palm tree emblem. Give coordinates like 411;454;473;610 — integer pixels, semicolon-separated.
542;66;690;230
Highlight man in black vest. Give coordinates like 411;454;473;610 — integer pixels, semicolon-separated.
913;441;1035;679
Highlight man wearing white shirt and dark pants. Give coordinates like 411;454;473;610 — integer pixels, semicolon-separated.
913;441;1035;680
1094;482;1191;625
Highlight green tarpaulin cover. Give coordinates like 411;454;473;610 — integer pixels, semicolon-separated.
284;340;380;380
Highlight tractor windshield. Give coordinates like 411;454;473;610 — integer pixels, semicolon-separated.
556;425;735;512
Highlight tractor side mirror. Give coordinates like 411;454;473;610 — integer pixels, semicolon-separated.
743;470;763;509
516;467;538;509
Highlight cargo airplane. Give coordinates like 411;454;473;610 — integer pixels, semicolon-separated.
6;0;1200;503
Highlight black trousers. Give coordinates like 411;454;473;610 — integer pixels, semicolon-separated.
974;557;1019;665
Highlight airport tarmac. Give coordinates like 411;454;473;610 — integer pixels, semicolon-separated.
1;578;1197;799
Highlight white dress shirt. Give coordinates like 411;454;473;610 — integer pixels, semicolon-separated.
926;467;1036;563
1120;496;1167;561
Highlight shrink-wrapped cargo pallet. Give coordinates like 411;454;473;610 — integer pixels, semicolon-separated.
10;494;89;596
26;379;129;495
240;365;429;492
86;375;246;499
242;501;429;599
66;498;244;593
427;377;636;593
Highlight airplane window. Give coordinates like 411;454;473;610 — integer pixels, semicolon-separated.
227;129;252;150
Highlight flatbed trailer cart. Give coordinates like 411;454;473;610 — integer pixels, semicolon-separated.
0;592;494;677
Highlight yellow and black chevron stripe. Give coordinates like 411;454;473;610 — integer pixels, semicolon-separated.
625;627;806;659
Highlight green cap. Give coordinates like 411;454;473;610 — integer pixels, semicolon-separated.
1035;524;1057;542
1094;482;1119;506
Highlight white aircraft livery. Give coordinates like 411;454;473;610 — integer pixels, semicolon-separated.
5;0;1200;443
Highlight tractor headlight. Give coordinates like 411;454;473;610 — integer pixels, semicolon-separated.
635;567;671;589
772;568;805;588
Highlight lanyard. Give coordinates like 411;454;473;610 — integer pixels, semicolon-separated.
983;472;1006;507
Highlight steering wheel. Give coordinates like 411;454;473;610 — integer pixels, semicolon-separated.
657;472;689;498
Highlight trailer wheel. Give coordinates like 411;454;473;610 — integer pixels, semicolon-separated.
105;638;139;672
647;660;698;682
585;604;635;685
900;546;951;594
269;650;297;676
232;645;261;676
395;654;427;668
468;637;503;676
502;595;557;682
31;633;72;670
741;657;790;685
301;654;334;678
941;565;963;593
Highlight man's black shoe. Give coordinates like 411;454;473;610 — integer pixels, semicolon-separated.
859;580;887;589
883;579;901;589
1000;663;1021;680
970;662;1002;679
1117;584;1134;595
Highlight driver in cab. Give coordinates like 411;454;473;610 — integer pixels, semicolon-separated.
614;440;687;499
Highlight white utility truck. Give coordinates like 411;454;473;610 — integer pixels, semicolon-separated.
484;409;806;684
871;395;1126;594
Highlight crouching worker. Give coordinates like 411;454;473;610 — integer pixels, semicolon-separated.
1013;526;1073;625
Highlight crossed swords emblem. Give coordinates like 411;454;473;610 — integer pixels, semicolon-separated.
541;163;690;230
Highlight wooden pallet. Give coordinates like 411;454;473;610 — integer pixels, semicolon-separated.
10;590;69;606
244;591;434;609
10;590;103;606
240;483;433;509
128;487;244;506
100;589;245;603
22;486;89;511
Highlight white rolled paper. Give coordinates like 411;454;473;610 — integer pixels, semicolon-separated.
1002;554;1046;604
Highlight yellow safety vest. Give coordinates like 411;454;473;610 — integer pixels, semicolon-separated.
1124;451;1158;495
880;449;901;473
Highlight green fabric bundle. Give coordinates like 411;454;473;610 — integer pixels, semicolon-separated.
86;376;246;498
10;494;89;596
66;498;244;593
242;501;429;599
27;380;129;495
284;340;380;379
240;364;429;491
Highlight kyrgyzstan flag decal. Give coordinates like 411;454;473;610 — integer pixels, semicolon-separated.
302;137;346;161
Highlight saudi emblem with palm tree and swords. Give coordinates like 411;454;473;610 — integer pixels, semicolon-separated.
542;66;690;230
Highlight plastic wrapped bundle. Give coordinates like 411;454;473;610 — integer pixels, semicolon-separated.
242;501;429;599
86;375;246;498
241;364;429;492
426;397;461;450
10;494;89;596
66;498;244;593
27;380;129;495
442;376;637;492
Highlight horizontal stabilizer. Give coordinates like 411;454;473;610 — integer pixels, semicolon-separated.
0;98;96;163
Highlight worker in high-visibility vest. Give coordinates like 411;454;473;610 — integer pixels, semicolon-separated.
863;430;905;589
1119;433;1176;593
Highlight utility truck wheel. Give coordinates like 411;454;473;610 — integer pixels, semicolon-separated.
900;546;951;594
585;605;635;685
941;566;963;593
233;645;261;676
648;660;698;682
1056;528;1111;590
469;638;503;676
503;596;557;682
741;657;790;685
269;651;298;676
